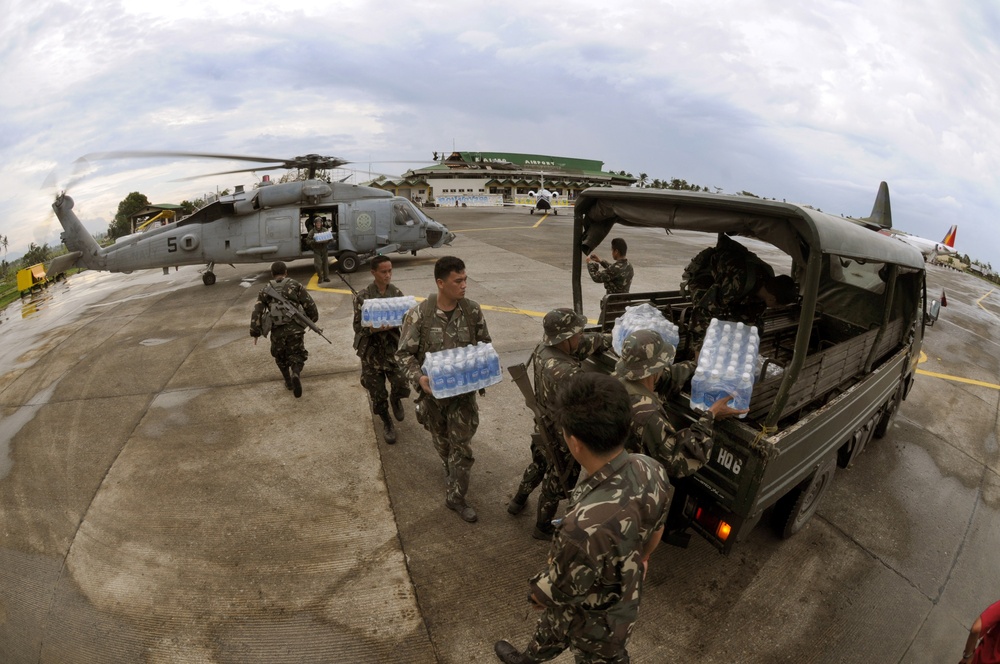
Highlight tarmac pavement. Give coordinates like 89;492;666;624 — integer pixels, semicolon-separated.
1;206;998;663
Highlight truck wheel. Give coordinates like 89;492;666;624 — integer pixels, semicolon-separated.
873;389;902;439
336;252;359;274
773;455;836;539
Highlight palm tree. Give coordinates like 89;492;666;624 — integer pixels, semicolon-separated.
638;173;648;188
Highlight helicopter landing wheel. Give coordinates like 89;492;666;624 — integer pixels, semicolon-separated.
202;272;216;286
337;251;359;274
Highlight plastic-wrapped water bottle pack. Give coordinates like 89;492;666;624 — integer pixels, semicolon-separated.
690;319;759;418
361;296;418;329
421;342;504;398
611;303;681;355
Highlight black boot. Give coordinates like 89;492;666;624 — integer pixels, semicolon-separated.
507;491;529;516
280;366;293;390
391;395;405;422
533;501;558;540
291;365;303;398
380;413;397;444
494;640;532;664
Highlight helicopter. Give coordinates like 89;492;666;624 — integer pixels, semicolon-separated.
48;152;455;285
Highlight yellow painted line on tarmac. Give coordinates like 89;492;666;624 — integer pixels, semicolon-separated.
454;225;538;233
916;349;1000;390
915;369;1000;390
977;289;995;311
532;214;549;228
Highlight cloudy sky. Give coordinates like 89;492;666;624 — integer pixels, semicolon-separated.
2;1;997;266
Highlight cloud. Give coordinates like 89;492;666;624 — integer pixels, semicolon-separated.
1;0;997;268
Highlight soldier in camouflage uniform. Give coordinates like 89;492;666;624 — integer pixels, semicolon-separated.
507;308;612;541
495;373;671;664
353;255;411;444
615;329;744;480
307;217;331;283
249;261;319;398
586;237;634;295
396;256;491;523
680;233;797;349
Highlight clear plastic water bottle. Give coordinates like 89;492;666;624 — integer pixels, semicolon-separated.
691;367;707;411
475;344;489;384
443;358;457;397
734;371;753;415
487;343;501;380
431;359;446;396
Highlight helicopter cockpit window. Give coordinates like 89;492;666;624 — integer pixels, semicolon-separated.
393;202;419;226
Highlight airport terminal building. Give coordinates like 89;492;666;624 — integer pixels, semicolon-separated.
369;151;636;207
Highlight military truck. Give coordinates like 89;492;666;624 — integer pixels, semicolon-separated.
571;186;940;553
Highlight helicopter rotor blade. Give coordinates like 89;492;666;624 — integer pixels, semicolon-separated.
78;150;295;166
170;165;287;182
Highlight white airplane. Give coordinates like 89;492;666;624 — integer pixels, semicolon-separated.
506;172;566;215
879;225;957;262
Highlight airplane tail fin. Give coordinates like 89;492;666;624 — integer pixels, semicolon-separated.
52;194;107;271
864;181;893;229
941;225;957;248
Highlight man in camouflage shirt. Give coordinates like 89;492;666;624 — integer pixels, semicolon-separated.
307;217;331;283
615;329;744;480
586;237;634;295
495;373;671;664
353;255;410;444
396;256;491;523
250;261;319;398
507;308;612;541
680;233;797;348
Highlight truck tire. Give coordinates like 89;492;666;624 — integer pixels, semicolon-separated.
773;454;836;539
873;388;902;439
336;252;359;274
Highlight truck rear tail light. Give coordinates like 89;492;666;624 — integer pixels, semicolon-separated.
695;507;732;542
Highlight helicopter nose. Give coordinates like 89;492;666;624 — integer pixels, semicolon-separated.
426;229;456;247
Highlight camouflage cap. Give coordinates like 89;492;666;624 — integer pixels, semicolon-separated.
615;329;676;380
542;308;587;346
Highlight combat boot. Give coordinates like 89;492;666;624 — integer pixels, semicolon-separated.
446;498;478;523
279;366;293;390
506;491;529;516
391;395;405;422
533;501;558;540
291;365;303;398
380;413;397;444
494;640;533;664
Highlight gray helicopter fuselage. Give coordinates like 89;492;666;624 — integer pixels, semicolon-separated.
53;179;453;276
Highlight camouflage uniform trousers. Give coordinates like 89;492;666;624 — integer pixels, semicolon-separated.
313;244;330;281
360;344;410;418
522;419;580;527
269;326;308;372
420;391;479;504
526;605;631;663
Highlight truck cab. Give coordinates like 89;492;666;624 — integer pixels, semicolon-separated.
571;186;939;552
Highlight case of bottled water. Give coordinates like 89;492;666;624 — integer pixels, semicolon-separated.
689;318;760;418
611;303;681;355
421;342;504;398
361;296;418;329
